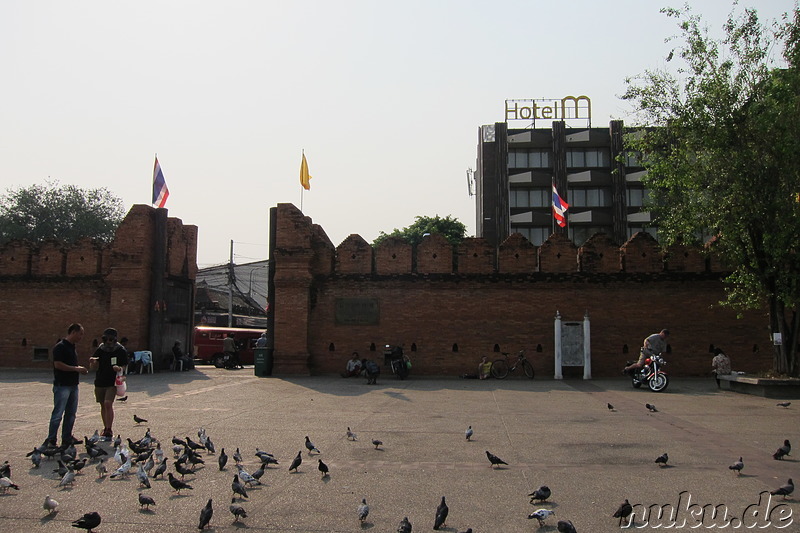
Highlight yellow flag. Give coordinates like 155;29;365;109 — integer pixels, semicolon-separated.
300;153;312;190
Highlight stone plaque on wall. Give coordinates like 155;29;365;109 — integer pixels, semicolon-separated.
335;298;379;325
561;322;584;366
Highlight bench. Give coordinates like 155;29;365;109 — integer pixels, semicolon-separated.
717;373;800;399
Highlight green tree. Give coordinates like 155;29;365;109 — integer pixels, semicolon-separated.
0;182;125;245
622;5;800;375
373;215;467;247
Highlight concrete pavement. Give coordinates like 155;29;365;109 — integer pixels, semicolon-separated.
0;367;798;532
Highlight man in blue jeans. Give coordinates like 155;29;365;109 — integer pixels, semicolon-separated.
44;323;88;449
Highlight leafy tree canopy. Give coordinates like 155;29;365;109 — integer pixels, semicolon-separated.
373;215;467;247
622;4;800;375
0;181;125;245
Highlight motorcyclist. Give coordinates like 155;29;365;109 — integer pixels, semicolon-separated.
624;329;669;375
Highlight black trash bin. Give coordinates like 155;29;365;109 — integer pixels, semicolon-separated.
254;348;273;377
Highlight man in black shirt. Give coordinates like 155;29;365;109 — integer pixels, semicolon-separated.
45;323;88;448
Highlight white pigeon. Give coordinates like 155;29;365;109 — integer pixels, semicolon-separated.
57;468;76;487
346;427;358;441
528;509;555;527
136;464;151;488
95;459;107;478
154;443;164;463
110;459;131;478
465;425;474;441
0;476;20;492
43;495;59;514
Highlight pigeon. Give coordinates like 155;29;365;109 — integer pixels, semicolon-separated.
186;436;204;452
397;516;413;533
142;455;155;476
69;458;86;475
433;496;449;530
289;451;302;472
172;436;187;447
116;395;127;402
61;445;77;463
175;461;194;479
235;465;261;486
372;439;383;449
0;476;19;492
251;463;266;481
231;474;248;500
153;458;167;479
777;402;791;408
113;434;122;448
44;494;59;514
198;498;213;530
770;478;794;500
357;498;369;523
187;454;205;470
233;447;243;464
486;450;508;468
646;403;658;412
557;519;577;533
655;452;669;467
87;446;107;460
318;459;329;478
0;461;10;478
528;508;556;527
729;457;744;475
259;453;279;466
167;472;193;494
54;460;69;478
773;440;791;460
58;468;76;488
71;511;101;532
613;499;633;527
305;436;320;454
138;492;156;509
529;485;551;503
346;427;358;441
110;459;132;479
133;414;148;424
465;426;474;441
204;437;216;454
28;448;42;468
229;497;247;522
607;403;615;412
95;460;107;478
154;443;164;463
218;448;228;471
136;464;151;488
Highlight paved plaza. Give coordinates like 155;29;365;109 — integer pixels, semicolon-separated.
0;367;797;532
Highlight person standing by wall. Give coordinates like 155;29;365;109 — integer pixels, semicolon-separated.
89;328;127;439
44;323;88;449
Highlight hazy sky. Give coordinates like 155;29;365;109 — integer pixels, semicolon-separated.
1;1;794;267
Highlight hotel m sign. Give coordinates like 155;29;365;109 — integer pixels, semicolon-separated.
505;96;591;126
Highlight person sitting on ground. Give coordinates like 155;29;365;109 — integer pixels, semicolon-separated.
342;352;363;377
478;356;492;379
711;347;731;388
364;359;380;385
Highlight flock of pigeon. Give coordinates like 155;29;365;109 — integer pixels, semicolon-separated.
0;394;795;531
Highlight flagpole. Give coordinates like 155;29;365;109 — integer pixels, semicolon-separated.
300;149;304;212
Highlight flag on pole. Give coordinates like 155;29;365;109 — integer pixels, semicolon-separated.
552;184;569;227
300;153;312;190
152;156;170;208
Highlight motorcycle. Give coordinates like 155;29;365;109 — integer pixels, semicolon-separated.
627;353;669;392
384;345;410;380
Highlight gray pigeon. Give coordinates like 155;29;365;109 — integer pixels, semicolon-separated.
232;447;243;464
770;478;794;500
346;427;358;441
251;463;266;481
486;450;508;468
777;402;791;408
198;498;213;530
655;452;668;467
529;485;551;503
397;516;412;533
357;498;369;523
136;464;151;488
729;457;744;475
153;458;167;479
433;496;449;530
95;460;107;478
235;465;261;486
773;440;791;460
465;426;473;441
229;497;247;522
646;403;658;412
218;448;228;471
557;519;577;533
58;468;76;488
528;509;555;527
305;436;320;454
138;492;155;509
372;439;383;449
231;474;248;500
613;499;633;527
289;451;302;472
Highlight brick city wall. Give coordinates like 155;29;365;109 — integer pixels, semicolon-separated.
273;203;769;377
0;205;198;368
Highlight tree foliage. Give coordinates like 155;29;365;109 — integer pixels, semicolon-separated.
0;182;125;245
622;4;800;375
373;215;467;247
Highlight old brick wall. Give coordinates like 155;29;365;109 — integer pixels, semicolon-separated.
0;205;197;368
272;203;770;377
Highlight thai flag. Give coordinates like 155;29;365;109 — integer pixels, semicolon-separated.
152;156;170;208
552;184;569;228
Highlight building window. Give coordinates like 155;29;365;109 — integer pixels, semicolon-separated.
624;151;642;167
566;148;610;168
510;189;529;208
509;149;550;169
626;188;650;207
569;226;613;246
568;188;611;207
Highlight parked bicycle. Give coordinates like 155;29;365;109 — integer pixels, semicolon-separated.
490;350;534;379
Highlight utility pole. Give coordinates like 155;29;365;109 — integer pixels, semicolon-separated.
228;240;234;327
